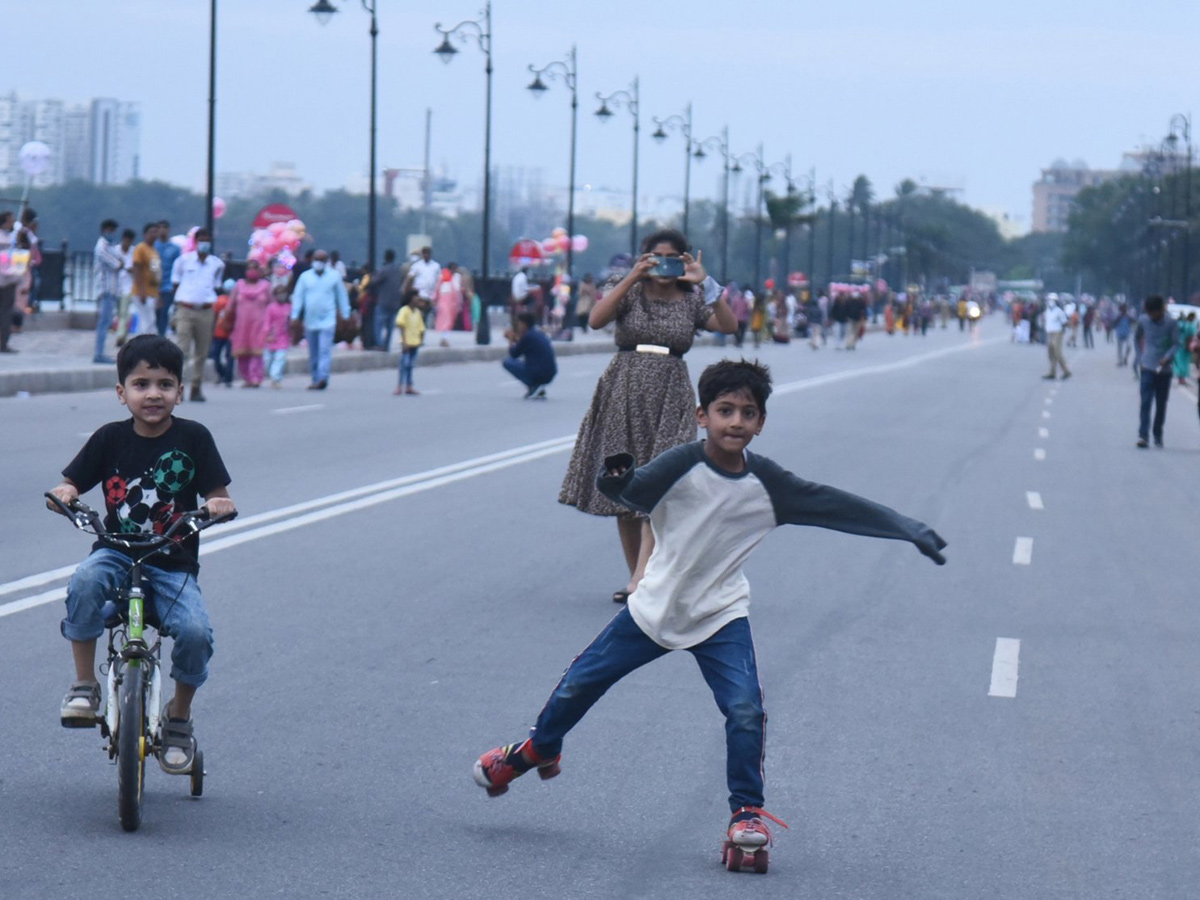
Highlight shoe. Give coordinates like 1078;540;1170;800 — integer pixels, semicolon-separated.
306;383;320;390
93;356;116;365
523;384;538;399
535;387;547;399
473;739;561;797
317;380;328;390
393;386;404;396
158;716;196;774
405;387;419;395
271;380;281;389
1137;437;1149;448
1042;375;1056;380
0;346;17;353
190;387;207;402
1154;436;1163;448
1061;372;1071;381
613;590;630;604
61;680;101;727
723;806;789;873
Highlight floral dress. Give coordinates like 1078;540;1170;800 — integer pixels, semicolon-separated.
559;282;714;517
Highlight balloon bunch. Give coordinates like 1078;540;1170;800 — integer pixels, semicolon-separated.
247;219;308;269
539;226;588;257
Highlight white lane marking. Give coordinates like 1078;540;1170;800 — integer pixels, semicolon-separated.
1034;448;1046;460
271;404;325;415
1042;411;1051;419
988;638;1021;698
1044;398;1053;406
1038;427;1049;438
1026;491;1044;510
1013;537;1034;565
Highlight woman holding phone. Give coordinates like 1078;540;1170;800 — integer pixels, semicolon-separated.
559;229;737;603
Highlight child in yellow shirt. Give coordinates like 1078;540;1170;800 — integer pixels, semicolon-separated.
394;292;426;395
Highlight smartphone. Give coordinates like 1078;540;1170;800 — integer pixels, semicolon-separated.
651;256;685;278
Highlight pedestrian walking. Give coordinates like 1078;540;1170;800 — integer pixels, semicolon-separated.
263;286;292;388
393;292;425;396
170;228;224;401
370;249;405;351
559;228;737;604
154;221;181;336
728;284;749;347
1173;311;1196;385
113;229;136;346
1134;295;1182;448
434;262;463;346
229;261;272;387
209;281;235;388
129;223;162;340
1114;304;1133;367
502;311;557;399
1082;305;1096;349
1041;295;1072;381
576;273;597;331
90;219;124;364
0;211;22;353
290;250;350;391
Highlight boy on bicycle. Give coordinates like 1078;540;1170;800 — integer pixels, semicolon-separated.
473;359;947;863
47;334;235;774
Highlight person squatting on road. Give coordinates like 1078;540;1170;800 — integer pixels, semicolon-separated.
1134;295;1181;449
48;334;236;774
502;311;557;399
473;359;948;866
558;228;737;605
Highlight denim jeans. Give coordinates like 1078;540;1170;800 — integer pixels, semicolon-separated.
209;336;233;384
156;289;174;336
94;292;117;360
62;548;214;687
1139;368;1172;441
264;348;288;382
376;306;397;352
502;356;552;390
529;608;767;812
306;326;334;384
398;346;419;387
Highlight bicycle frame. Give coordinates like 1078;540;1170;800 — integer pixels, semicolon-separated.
101;569;163;755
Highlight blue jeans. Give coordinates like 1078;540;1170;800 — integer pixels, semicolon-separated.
264;348;288;382
306;326;334;384
530;608;767;812
376;306;397;351
1139;368;1172;441
502;356;553;390
94;292;117;360
398;346;419;387
156;289;174;336
62;548;214;687
209;336;233;384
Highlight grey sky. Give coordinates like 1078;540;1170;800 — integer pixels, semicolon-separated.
10;0;1200;230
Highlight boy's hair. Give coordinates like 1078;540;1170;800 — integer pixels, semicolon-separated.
117;335;184;383
121;228;135;240
516;311;536;329
100;218;118;231
143;222;158;236
1144;295;1165;314
697;359;772;413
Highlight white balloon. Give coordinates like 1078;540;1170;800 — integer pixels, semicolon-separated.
19;141;52;176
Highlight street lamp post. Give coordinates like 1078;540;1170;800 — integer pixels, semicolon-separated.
595;78;639;258
826;182;838;290
310;0;379;273
732;144;766;291
205;0;216;239
434;3;493;344
528;47;578;291
651;103;692;235
693;127;731;282
764;156;793;287
1167;113;1192;303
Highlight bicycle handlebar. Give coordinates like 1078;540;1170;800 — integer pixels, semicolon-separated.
43;492;237;551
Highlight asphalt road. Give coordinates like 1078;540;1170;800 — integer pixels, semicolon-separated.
2;321;1198;900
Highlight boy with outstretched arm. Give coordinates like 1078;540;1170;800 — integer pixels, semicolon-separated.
48;334;235;774
472;359;946;870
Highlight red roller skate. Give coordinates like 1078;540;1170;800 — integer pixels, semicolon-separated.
472;739;561;797
721;806;789;874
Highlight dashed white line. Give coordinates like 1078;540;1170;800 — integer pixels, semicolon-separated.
1044;398;1053;406
271;404;325;415
1026;491;1044;510
1038;427;1049;438
1013;537;1034;565
988;638;1021;698
1042;410;1051;419
1034;448;1046;461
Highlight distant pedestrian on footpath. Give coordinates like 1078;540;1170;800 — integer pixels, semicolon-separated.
129;223;162;341
1114;304;1134;368
262;286;292;388
503;311;557;399
1134;295;1181;449
154;221;181;336
170;227;225;402
371;249;405;351
0;210;21;353
1041;295;1071;381
90;219;124;364
228;261;272;387
393;291;425;396
290;249;350;391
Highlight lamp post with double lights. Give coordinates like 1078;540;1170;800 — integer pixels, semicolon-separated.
434;3;493;344
309;0;379;272
594;77;640;258
205;0;217;238
692;127;731;282
527;47;578;289
731;144;766;292
1166;113;1192;303
763;155;794;287
651;103;692;234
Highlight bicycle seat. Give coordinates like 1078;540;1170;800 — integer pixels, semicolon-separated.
101;599;163;631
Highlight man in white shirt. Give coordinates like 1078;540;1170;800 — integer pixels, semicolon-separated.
114;229;136;347
170;228;225;401
1041;294;1072;381
405;246;440;304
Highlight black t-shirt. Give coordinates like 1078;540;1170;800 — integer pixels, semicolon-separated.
62;417;231;573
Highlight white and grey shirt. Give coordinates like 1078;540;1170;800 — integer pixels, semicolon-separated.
598;442;945;650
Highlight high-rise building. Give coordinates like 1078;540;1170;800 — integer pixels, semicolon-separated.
1031;159;1119;233
88;99;140;184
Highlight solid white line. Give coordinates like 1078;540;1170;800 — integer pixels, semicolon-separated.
1026;491;1044;510
1013;537;1034;565
271;404;325;415
1038;427;1049;438
0;564;79;600
1034;448;1046;461
988;637;1021;698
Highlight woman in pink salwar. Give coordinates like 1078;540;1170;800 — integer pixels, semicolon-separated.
434;262;463;346
229;261;273;386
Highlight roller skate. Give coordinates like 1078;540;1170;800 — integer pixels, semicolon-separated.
721;806;789;874
472;738;561;797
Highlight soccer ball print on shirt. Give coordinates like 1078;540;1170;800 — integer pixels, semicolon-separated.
104;450;197;534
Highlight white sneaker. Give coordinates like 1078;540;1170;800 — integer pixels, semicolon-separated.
61;680;101;727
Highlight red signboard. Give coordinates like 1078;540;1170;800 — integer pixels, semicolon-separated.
251;203;299;229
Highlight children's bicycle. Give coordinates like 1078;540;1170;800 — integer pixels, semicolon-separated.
45;492;235;832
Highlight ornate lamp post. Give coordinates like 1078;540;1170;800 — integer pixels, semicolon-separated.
309;0;379;272
651;104;693;234
434;3;493;344
595;77;640;257
693;127;731;282
1167;113;1192;303
527;47;578;289
731;144;766;291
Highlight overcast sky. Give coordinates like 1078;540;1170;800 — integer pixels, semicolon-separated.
9;0;1200;230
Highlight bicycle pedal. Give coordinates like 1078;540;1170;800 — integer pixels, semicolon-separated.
61;716;98;729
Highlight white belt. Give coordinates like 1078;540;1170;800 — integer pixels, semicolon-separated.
634;343;670;355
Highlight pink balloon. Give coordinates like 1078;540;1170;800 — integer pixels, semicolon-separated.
212;197;227;219
556;235;571;252
251;229;272;246
571;235;589;252
268;222;287;236
280;229;298;246
263;237;282;256
286;219;304;231
541;238;558;255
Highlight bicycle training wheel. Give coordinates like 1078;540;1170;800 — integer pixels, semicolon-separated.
117;663;147;832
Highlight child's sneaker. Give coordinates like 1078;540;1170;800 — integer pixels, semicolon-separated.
472;738;560;797
60;680;101;728
722;806;789;874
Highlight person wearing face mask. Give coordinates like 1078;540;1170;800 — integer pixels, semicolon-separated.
290;249;350;390
170;228;226;402
90;219;124;364
228;261;272;387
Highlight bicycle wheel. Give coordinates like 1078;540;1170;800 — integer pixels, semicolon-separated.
117;662;147;832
